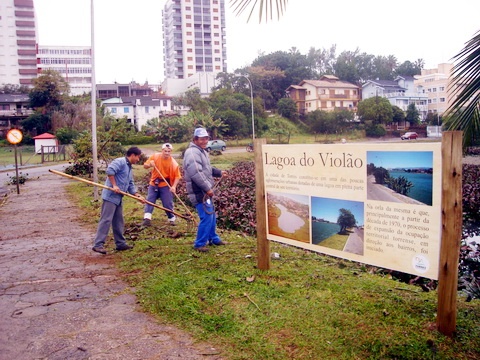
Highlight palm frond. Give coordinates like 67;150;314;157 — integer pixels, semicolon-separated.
444;30;480;148
229;0;288;23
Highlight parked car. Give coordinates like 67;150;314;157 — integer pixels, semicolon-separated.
206;139;226;152
401;132;418;140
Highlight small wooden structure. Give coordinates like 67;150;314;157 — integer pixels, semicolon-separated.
33;133;58;154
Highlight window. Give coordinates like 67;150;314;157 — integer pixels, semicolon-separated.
145;106;149;114
124;107;129;113
111;108;117;114
440;97;446;103
163;100;168;106
439;86;445;91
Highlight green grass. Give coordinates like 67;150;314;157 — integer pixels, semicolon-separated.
319;233;349;251
66;150;480;360
0;145;43;167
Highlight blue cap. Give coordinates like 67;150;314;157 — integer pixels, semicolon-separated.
194;128;209;137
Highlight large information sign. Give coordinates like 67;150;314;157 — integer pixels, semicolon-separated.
262;142;442;280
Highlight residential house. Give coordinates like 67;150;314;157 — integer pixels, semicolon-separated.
362;76;428;120
0;94;33;137
101;95;174;131
286;75;361;115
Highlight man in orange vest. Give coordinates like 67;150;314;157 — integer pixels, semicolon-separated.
142;143;181;226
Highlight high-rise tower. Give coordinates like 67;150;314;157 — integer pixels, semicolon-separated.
162;0;227;80
0;0;38;87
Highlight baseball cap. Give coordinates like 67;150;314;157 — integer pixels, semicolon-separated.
162;143;173;150
194;127;209;137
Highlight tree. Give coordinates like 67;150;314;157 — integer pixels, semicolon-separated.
20;112;51;135
184;108;229;139
218;109;249;138
405;103;420;125
143;116;193;143
29;70;69;113
357;96;393;124
392;105;406;124
306;45;337;77
0;84;30;94
395;60;424;77
337;208;356;234
263;115;297;143
443;30;480;148
250;51;313;108
277;98;298;121
305;110;333;134
172;88;209;114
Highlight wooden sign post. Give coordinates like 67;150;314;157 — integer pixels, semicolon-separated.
437;131;463;336
255;138;270;270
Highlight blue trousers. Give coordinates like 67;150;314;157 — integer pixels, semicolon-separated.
144;185;174;219
93;200;128;248
194;200;222;248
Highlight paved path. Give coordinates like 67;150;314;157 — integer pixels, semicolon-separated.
0;170;222;360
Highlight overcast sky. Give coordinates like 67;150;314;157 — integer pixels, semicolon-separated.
35;0;479;84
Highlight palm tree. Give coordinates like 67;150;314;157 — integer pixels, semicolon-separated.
443;30;480;148
230;0;288;22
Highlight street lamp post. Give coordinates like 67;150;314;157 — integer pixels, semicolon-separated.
240;75;255;143
90;0;99;200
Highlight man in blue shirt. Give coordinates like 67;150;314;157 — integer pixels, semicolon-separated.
92;147;144;254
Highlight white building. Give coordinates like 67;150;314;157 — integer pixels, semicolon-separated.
101;95;174;131
362;76;428;120
37;45;92;96
162;0;227;96
162;72;220;97
0;0;38;87
414;63;453;118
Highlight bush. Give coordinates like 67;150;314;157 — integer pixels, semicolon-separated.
56;127;79;144
365;124;386;137
123;134;156;145
6;172;29;185
177;161;256;235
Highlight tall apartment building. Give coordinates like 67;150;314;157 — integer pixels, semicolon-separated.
414;63;453;117
0;0;38;87
37;45;92;96
162;0;227;80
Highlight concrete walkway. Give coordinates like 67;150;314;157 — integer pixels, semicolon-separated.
0;171;222;359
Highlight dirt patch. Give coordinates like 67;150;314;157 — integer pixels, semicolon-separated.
0;171;222;359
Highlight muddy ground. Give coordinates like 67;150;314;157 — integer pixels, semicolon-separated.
0;170;222;360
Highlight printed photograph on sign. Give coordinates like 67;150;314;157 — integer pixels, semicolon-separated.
311;197;365;255
366;151;433;206
267;192;310;243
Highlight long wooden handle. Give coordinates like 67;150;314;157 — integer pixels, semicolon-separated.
150;162;197;224
49;169;192;221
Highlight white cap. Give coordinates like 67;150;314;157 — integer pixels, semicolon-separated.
162;143;173;149
194;128;209;137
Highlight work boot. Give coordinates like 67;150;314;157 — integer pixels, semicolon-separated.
116;244;133;251
168;215;176;226
92;246;107;255
194;246;209;252
142;218;151;227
